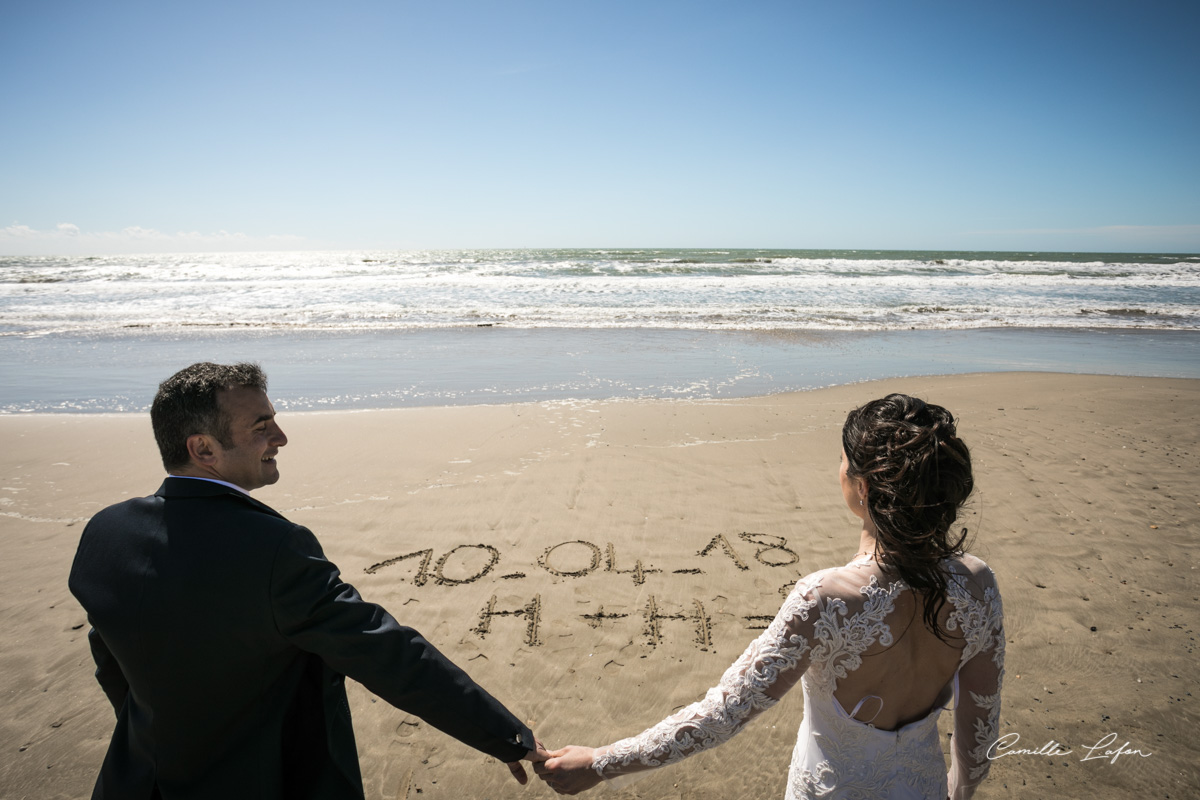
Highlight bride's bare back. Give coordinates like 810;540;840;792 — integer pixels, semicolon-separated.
826;557;978;732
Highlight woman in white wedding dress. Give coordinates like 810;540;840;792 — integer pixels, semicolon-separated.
536;394;1004;799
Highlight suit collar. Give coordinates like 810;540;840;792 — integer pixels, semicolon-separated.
156;476;286;520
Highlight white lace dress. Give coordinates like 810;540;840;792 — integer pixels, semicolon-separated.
591;555;1005;799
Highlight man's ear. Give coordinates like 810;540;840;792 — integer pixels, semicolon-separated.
186;433;219;466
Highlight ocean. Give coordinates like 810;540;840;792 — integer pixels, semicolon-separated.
4;248;1198;334
2;249;1198;412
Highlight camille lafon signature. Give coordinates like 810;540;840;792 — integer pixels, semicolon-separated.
987;732;1152;764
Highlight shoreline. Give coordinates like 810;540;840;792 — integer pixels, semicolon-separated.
2;365;1199;418
3;326;1199;414
2;372;1197;798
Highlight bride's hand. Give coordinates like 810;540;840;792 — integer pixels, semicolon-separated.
534;745;602;795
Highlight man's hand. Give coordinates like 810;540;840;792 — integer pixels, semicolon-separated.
505;737;551;785
534;745;603;795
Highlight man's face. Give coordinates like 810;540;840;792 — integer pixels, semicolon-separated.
210;386;288;491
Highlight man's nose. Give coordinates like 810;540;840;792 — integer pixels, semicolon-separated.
270;423;288;447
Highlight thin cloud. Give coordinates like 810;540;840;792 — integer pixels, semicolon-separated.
966;224;1200;238
0;223;307;255
961;224;1200;251
1;224;39;238
1095;225;1200;239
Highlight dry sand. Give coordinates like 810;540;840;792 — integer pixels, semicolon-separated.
1;372;1196;799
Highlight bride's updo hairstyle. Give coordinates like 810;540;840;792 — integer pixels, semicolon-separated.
841;393;974;639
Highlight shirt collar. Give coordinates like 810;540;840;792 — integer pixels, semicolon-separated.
166;474;251;496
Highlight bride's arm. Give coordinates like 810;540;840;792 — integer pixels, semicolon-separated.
947;563;1005;800
539;574;826;793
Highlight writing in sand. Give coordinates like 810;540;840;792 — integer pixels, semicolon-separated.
365;533;802;649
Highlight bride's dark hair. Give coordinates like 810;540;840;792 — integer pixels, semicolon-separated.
842;393;974;640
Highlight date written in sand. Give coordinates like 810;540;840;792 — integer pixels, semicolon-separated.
988;732;1152;765
364;532;800;587
365;533;801;649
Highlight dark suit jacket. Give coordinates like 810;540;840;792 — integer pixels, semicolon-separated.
68;477;533;800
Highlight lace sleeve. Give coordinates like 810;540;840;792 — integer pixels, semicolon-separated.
946;562;1005;800
591;575;824;785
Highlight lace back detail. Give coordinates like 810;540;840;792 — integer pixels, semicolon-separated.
805;574;905;693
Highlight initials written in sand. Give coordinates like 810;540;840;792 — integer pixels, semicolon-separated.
365;534;801;650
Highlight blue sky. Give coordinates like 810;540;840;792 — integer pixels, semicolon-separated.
2;0;1197;255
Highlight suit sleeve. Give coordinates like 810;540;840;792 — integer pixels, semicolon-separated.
87;620;130;717
268;525;533;763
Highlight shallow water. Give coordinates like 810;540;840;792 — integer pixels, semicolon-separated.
3;326;1197;413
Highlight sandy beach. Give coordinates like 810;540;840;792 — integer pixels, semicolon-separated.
1;371;1196;799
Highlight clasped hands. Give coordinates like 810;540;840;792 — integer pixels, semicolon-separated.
507;741;603;795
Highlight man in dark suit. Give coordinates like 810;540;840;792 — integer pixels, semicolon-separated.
69;362;545;799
